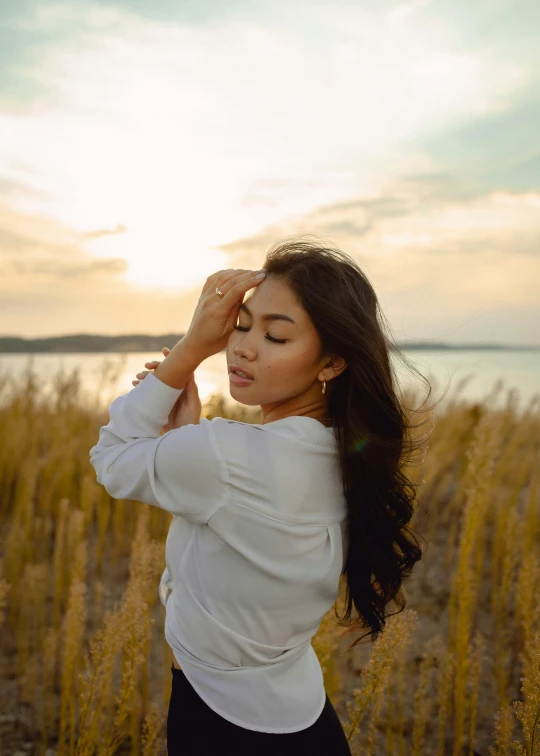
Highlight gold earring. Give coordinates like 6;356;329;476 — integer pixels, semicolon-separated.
321;378;326;395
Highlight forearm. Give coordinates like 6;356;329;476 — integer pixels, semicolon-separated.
152;338;204;391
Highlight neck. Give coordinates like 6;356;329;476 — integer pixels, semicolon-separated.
261;403;330;426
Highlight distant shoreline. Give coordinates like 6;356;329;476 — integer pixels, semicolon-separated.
0;334;539;353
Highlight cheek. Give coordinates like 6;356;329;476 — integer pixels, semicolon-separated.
227;332;240;352
264;351;308;383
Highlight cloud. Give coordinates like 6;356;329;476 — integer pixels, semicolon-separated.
0;0;539;345
214;175;540;344
3;256;127;278
0;198;128;282
387;0;434;25
0;197;204;338
82;224;127;240
1;170;539;344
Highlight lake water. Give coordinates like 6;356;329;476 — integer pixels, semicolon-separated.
0;348;538;416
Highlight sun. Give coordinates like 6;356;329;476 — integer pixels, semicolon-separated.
86;221;230;291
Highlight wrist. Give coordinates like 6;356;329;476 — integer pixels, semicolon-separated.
153;339;203;390
177;336;208;364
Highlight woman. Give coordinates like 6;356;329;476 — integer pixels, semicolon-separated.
89;236;433;754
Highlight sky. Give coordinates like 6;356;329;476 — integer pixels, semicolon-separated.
0;0;539;345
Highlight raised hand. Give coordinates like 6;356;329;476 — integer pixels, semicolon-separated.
181;268;267;360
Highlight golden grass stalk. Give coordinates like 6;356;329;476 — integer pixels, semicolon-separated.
95;500;111;578
40;627;59;756
395;641;407;755
511;632;540;756
3;520;27;629
134;632;151;748
468;631;486;756
0;562;10;629
515;553;539;659
437;645;456;756
66;509;88;572
58;540;88;756
449;410;506;756
385;639;408;756
75;604;125;756
344;609;418;745
522;464;539;555
366;686;385;755
52;497;70;631
494;503;519;705
489;702;517;756
92;580;105;634
102;577;154;755
75;508;162;755
19;562;49;706
385;669;397;755
0;562;9;756
141;702;166;756
411;635;443;756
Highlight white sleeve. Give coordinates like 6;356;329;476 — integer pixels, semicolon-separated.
89;372;230;525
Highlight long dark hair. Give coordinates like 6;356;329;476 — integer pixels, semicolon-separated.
260;235;444;650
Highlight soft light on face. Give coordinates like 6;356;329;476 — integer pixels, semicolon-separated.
226;275;325;411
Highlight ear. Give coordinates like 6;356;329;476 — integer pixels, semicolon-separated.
334;360;348;380
326;355;348;380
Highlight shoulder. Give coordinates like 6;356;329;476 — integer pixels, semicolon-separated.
207;416;336;450
204;416;267;443
207;416;264;430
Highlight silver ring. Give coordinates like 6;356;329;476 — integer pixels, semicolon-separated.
215;286;224;297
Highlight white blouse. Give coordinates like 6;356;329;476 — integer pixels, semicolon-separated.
89;371;349;733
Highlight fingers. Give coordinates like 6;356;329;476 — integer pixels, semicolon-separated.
139;347;171;385
144;346;169;368
202;269;262;296
213;270;266;301
138;348;170;385
201;269;234;295
134;347;172;386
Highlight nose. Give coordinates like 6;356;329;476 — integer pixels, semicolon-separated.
231;330;255;357
232;339;255;362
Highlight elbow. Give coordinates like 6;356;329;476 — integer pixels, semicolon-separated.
98;465;123;499
89;448;103;484
89;448;115;492
98;474;122;500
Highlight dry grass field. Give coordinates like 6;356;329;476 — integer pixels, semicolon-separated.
0;359;539;755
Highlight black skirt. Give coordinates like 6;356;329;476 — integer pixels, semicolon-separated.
167;665;352;755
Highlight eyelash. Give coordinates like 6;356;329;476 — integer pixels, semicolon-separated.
233;325;287;343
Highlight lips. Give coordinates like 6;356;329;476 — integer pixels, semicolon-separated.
229;364;255;380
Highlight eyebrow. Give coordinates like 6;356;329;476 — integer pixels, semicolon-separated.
239;302;296;325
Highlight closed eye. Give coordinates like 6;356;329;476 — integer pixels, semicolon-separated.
233;325;287;344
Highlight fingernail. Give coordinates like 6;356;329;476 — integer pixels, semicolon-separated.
255;271;266;278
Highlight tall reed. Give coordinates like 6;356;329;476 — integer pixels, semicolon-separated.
0;359;539;754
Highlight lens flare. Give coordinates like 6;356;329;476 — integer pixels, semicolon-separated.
353;438;368;453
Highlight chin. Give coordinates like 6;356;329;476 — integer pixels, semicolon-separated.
229;394;259;407
229;386;260;406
